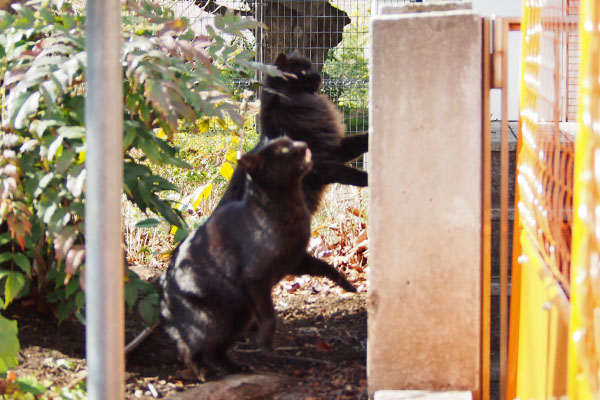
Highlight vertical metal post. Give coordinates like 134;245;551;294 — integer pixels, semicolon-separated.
497;17;510;400
85;0;124;399
481;18;492;400
255;0;264;69
491;16;509;400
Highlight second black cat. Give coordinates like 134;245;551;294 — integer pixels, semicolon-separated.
217;51;368;213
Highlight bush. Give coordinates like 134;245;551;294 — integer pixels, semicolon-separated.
0;0;278;328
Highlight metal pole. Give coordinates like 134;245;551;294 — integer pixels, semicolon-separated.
480;17;492;400
85;0;124;398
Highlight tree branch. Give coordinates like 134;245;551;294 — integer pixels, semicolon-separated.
193;0;254;17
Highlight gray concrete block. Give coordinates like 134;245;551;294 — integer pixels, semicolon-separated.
374;390;473;400
380;1;472;15
368;10;482;393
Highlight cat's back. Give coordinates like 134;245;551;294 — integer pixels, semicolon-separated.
163;202;249;286
262;94;344;152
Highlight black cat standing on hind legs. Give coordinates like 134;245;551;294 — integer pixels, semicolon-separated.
158;137;354;380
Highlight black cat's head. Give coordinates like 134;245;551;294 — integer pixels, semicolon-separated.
264;51;322;95
239;137;312;188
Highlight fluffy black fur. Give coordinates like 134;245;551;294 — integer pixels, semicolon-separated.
159;137;355;379
217;51;368;213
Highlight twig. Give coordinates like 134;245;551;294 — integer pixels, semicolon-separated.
235;346;303;353
125;324;159;355
271;354;331;365
65;370;87;390
64;324;159;391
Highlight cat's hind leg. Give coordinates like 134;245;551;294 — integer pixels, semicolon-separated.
244;282;278;352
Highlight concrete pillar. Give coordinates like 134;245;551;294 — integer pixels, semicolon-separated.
368;9;482;394
379;1;472;15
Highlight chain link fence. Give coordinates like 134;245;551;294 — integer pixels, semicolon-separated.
167;0;418;169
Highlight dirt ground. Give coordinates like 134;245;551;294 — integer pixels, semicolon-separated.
9;268;368;399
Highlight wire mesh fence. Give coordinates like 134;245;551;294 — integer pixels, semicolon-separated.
507;0;579;398
167;0;420;169
516;0;577;301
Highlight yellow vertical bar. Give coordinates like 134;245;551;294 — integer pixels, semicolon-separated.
507;6;533;398
569;0;598;397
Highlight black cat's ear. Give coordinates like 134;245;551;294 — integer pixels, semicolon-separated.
274;53;287;68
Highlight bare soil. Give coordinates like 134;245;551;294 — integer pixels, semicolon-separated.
10;270;368;399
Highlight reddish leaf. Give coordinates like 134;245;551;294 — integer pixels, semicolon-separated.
192;35;211;48
315;340;333;352
157;19;186;36
347;207;365;218
6;214;31;251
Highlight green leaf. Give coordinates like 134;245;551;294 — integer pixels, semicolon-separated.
58;126;85;139
124;283;139;312
38;172;55;189
173;226;190;245
49;207;69;234
0;11;14;31
0;315;19;373
65;277;79;299
136;179;152;207
214;14;224;30
124;121;139;149
66;167;86;198
0;253;12;265
60;14;74;30
149;197;182;227
55;149;75;173
16;376;47;395
30;119;60;139
54;226;76;261
132;279;155;294
39;8;55;24
135;218;160;229
138;136;163;164
47;133;64;161
0;233;11;245
138;293;159;327
75;290;84;309
12;253;31;275
144;80;169;116
42;202;58;224
7;90;40;130
57;301;73;323
4;271;26;307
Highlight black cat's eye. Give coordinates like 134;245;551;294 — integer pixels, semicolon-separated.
280;146;290;154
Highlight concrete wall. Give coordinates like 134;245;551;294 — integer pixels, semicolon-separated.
368;9;482;393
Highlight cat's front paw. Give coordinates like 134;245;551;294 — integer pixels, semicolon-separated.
259;335;275;354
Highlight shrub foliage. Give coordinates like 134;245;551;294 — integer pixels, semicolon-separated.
0;0;276;368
